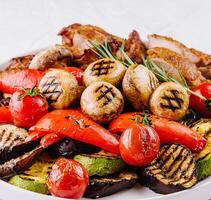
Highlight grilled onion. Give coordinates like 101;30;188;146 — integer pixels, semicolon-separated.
122;64;159;110
80;81;124;124
38;69;78;109
83;58;127;87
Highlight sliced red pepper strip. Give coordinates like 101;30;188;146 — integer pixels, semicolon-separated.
0;69;44;94
40;133;65;148
109;112;206;153
29;110;119;154
0;107;13;124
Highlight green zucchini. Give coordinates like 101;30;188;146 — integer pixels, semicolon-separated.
182;118;211;180
8;156;55;194
74;151;125;176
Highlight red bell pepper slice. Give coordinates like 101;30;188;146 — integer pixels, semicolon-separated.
109;112;206;153
40;133;65;148
0;69;44;94
0;107;13;124
29;110;119;154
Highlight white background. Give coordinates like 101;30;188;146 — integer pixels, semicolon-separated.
0;0;211;63
0;0;211;200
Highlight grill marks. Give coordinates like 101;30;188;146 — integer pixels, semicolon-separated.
160;90;183;111
92;60;115;76
140;144;197;194
39;76;62;103
95;85;116;106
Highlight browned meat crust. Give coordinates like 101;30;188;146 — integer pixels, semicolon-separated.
147;47;205;86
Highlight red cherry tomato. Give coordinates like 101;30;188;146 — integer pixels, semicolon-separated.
9;87;48;128
190;82;211;118
119;124;160;166
47;158;89;199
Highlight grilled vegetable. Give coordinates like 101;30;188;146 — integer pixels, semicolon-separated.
47;137;100;158
29;45;73;70
81;81;124;124
182;118;211;180
0;107;13;124
83;58;126;87
29;110;120;154
139;144;198;194
0;96;10;107
84;172;138;199
150;82;189;121
8;156;55;194
74;151;125;176
0;146;43;178
0;124;38;164
38;69;78;109
122;64;159;110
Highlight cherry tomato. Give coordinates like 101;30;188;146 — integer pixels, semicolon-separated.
119;124;160;166
47;158;89;199
190;82;211;118
9;87;48;128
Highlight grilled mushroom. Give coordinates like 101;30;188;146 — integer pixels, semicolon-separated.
149;82;189;121
38;69;79;109
122;64;159;110
83;58;127;87
29;45;72;70
139;144;198;194
80;81;124;124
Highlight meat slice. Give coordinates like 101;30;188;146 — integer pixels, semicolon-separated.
58;23;146;67
147;34;211;66
147;47;205;86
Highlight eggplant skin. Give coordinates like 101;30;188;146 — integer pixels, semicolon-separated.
0;146;43;178
46;138;100;158
138;144;198;194
84;172;138;199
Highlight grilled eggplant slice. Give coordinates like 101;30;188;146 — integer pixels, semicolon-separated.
0;146;43;178
139;144;198;194
80;81;124;124
74;151;125;176
122;64;159;110
182;118;211;180
84;172;138;199
0;124;38;164
83;58;126;87
150;82;189;121
46;138;100;158
38;69;78;109
9;156;54;194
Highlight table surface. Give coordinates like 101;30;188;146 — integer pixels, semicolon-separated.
0;0;211;63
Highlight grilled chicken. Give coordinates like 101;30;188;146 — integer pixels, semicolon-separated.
0;146;43;178
80;81;124;124
122;64;159;110
147;34;211;66
29;45;73;70
149;82;189;121
38;69;79;109
147;47;205;86
0;124;38;164
58;23;146;67
83;58;127;87
139;144;198;194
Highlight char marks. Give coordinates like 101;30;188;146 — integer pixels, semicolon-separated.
92;60;115;76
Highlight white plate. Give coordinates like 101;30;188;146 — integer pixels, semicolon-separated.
0;53;211;200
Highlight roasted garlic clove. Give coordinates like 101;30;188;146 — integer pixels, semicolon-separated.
149;82;189;121
83;58;127;87
38;69;78;109
80;81;124;124
122;64;159;110
29;45;72;70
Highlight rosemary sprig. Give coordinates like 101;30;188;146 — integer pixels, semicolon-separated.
88;40;207;101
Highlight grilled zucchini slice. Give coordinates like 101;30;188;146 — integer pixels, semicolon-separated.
84;172;138;199
9;156;55;194
182;118;211;180
74;151;125;176
139;144;198;194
